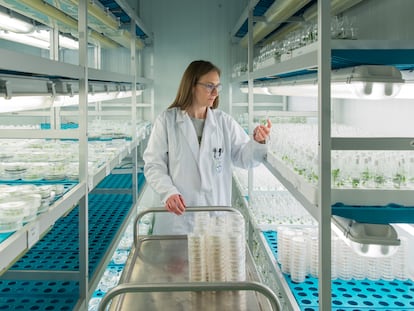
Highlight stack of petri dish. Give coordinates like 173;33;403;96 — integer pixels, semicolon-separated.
207;229;227;282
21;193;42;222
118;223;134;251
36;185;56;214
0;163;28;181
98;267;121;293
87;297;102;311
0;200;26;233
188;212;247;283
225;213;246;281
0;184;45;232
188;233;206;282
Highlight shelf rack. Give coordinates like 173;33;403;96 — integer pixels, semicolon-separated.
233;173;414;311
0;2;154;310
0;173;145;311
0;133;147;273
233;40;414;84
231;1;414;311
265;153;414;223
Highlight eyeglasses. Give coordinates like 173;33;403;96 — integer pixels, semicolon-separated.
197;82;222;93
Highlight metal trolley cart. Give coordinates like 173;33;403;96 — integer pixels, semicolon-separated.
98;207;281;311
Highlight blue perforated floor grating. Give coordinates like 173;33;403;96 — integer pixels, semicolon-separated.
263;231;414;310
95;172;145;189
0;174;144;311
0;280;79;311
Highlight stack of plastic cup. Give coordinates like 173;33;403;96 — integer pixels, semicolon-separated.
277;227;297;274
289;236;307;283
331;235;339;279
352;252;365;280
276;227;286;270
365;257;380;281
393;237;408;280
188;233;206;282
380;255;394;281
309;235;319;278
276;226;411;282
338;239;353;280
303;228;317;272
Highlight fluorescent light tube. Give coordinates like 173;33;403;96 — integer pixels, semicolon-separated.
54;90;139;107
256;65;406;99
240;86;271;95
0;96;53;113
29;29;79;50
0;11;33;33
0;32;50;49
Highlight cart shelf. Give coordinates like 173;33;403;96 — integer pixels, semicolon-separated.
99;207;282;311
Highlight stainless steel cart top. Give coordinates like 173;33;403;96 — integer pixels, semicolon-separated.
98;207;281;311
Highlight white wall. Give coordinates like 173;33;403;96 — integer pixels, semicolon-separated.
337;0;414;135
139;0;246;119
348;0;414;40
334;98;414;136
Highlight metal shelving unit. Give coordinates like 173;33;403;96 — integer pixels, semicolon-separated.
231;1;414;311
0;1;153;310
0;173;146;311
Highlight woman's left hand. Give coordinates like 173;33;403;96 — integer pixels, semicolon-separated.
253;119;272;144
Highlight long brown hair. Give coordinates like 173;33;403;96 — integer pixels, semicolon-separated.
169;60;221;110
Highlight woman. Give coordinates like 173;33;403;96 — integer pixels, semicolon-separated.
143;60;271;234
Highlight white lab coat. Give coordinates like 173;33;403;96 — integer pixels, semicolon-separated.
143;107;267;234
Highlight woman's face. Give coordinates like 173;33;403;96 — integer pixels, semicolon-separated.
193;70;221;108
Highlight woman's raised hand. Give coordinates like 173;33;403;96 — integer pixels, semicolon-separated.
253;119;272;144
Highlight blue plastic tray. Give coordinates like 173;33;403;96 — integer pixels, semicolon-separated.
263;231;414;310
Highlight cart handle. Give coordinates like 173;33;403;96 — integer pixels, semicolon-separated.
133;206;244;246
98;280;281;311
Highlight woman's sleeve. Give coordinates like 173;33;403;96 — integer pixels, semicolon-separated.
228;115;268;169
143;115;180;203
